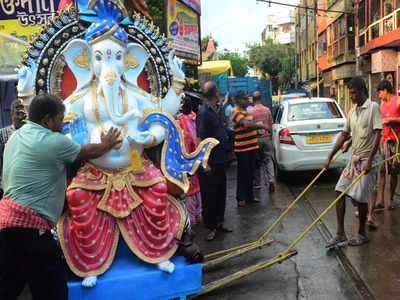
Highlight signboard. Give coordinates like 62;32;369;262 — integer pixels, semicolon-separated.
0;0;60;69
180;0;200;15
167;0;201;65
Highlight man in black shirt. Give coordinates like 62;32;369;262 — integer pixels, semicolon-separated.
197;81;232;241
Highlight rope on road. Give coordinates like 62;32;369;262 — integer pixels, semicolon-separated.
195;154;400;298
279;152;400;256
257;150;344;244
205;150;344;259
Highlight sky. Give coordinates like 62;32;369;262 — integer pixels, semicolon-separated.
200;0;299;53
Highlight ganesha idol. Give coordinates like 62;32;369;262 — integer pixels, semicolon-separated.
16;0;217;288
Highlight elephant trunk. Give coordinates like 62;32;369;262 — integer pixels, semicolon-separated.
99;67;138;125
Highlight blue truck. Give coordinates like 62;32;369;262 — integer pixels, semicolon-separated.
216;77;273;108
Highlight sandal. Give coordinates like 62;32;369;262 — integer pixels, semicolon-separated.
326;234;347;248
348;234;369;246
366;220;379;230
374;203;385;210
206;229;216;241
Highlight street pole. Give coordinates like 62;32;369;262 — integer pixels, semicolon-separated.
315;0;320;97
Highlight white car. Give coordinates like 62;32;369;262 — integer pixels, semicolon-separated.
272;97;350;173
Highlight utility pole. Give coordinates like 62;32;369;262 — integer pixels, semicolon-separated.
315;0;319;97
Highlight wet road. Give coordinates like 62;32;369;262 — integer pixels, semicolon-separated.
194;164;361;300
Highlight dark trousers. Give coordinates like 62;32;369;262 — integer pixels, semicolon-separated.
0;228;68;300
199;163;227;230
236;150;257;203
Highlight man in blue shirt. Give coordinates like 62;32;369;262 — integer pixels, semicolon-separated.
197;82;232;241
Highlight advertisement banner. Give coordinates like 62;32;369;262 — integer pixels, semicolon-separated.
0;0;60;69
180;0;200;15
167;0;200;65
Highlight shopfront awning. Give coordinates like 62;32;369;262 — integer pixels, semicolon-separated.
198;60;234;77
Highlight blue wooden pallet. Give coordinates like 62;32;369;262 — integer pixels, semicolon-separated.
68;239;202;300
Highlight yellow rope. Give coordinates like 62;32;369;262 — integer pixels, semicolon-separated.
258;150;343;244
193;250;297;298
279;153;400;256
204;150;344;259
196;154;399;298
204;240;258;259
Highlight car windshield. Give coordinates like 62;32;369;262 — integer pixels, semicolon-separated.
287;102;342;121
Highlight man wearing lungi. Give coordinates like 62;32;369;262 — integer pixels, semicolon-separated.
324;76;382;247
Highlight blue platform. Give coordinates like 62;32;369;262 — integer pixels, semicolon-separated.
68;239;202;300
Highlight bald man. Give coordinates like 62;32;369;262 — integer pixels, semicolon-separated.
197;82;232;241
248;91;275;193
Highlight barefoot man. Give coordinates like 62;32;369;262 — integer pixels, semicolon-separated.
325;77;382;247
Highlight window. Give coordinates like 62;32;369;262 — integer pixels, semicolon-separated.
334;19;339;39
358;0;365;29
330;24;335;42
384;0;393;16
287;102;342;121
340;16;346;36
347;14;354;33
318;31;327;56
371;0;381;22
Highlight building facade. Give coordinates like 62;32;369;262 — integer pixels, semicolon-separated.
296;0;400;114
296;0;318;88
296;0;356;113
262;11;295;46
356;0;400;102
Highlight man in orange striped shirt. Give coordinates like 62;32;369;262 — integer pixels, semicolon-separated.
232;91;270;207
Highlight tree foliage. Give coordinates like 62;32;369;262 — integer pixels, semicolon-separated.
219;52;249;77
201;35;218;52
248;39;296;94
147;0;164;31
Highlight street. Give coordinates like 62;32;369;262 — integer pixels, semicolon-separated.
194;164;362;300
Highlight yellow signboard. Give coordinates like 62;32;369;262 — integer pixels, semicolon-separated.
0;0;60;68
167;0;200;65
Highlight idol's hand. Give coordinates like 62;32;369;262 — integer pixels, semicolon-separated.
70;115;89;145
169;51;185;82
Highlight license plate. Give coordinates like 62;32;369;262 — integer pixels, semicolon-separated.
306;135;332;144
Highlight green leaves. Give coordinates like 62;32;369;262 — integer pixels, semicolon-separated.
219;52;249;77
248;39;296;93
147;0;164;29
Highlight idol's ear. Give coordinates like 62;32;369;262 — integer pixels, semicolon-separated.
62;39;93;92
124;42;149;88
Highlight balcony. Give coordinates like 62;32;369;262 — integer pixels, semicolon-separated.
359;8;400;53
327;34;355;63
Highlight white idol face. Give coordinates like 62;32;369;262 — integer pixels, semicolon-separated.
91;39;125;79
